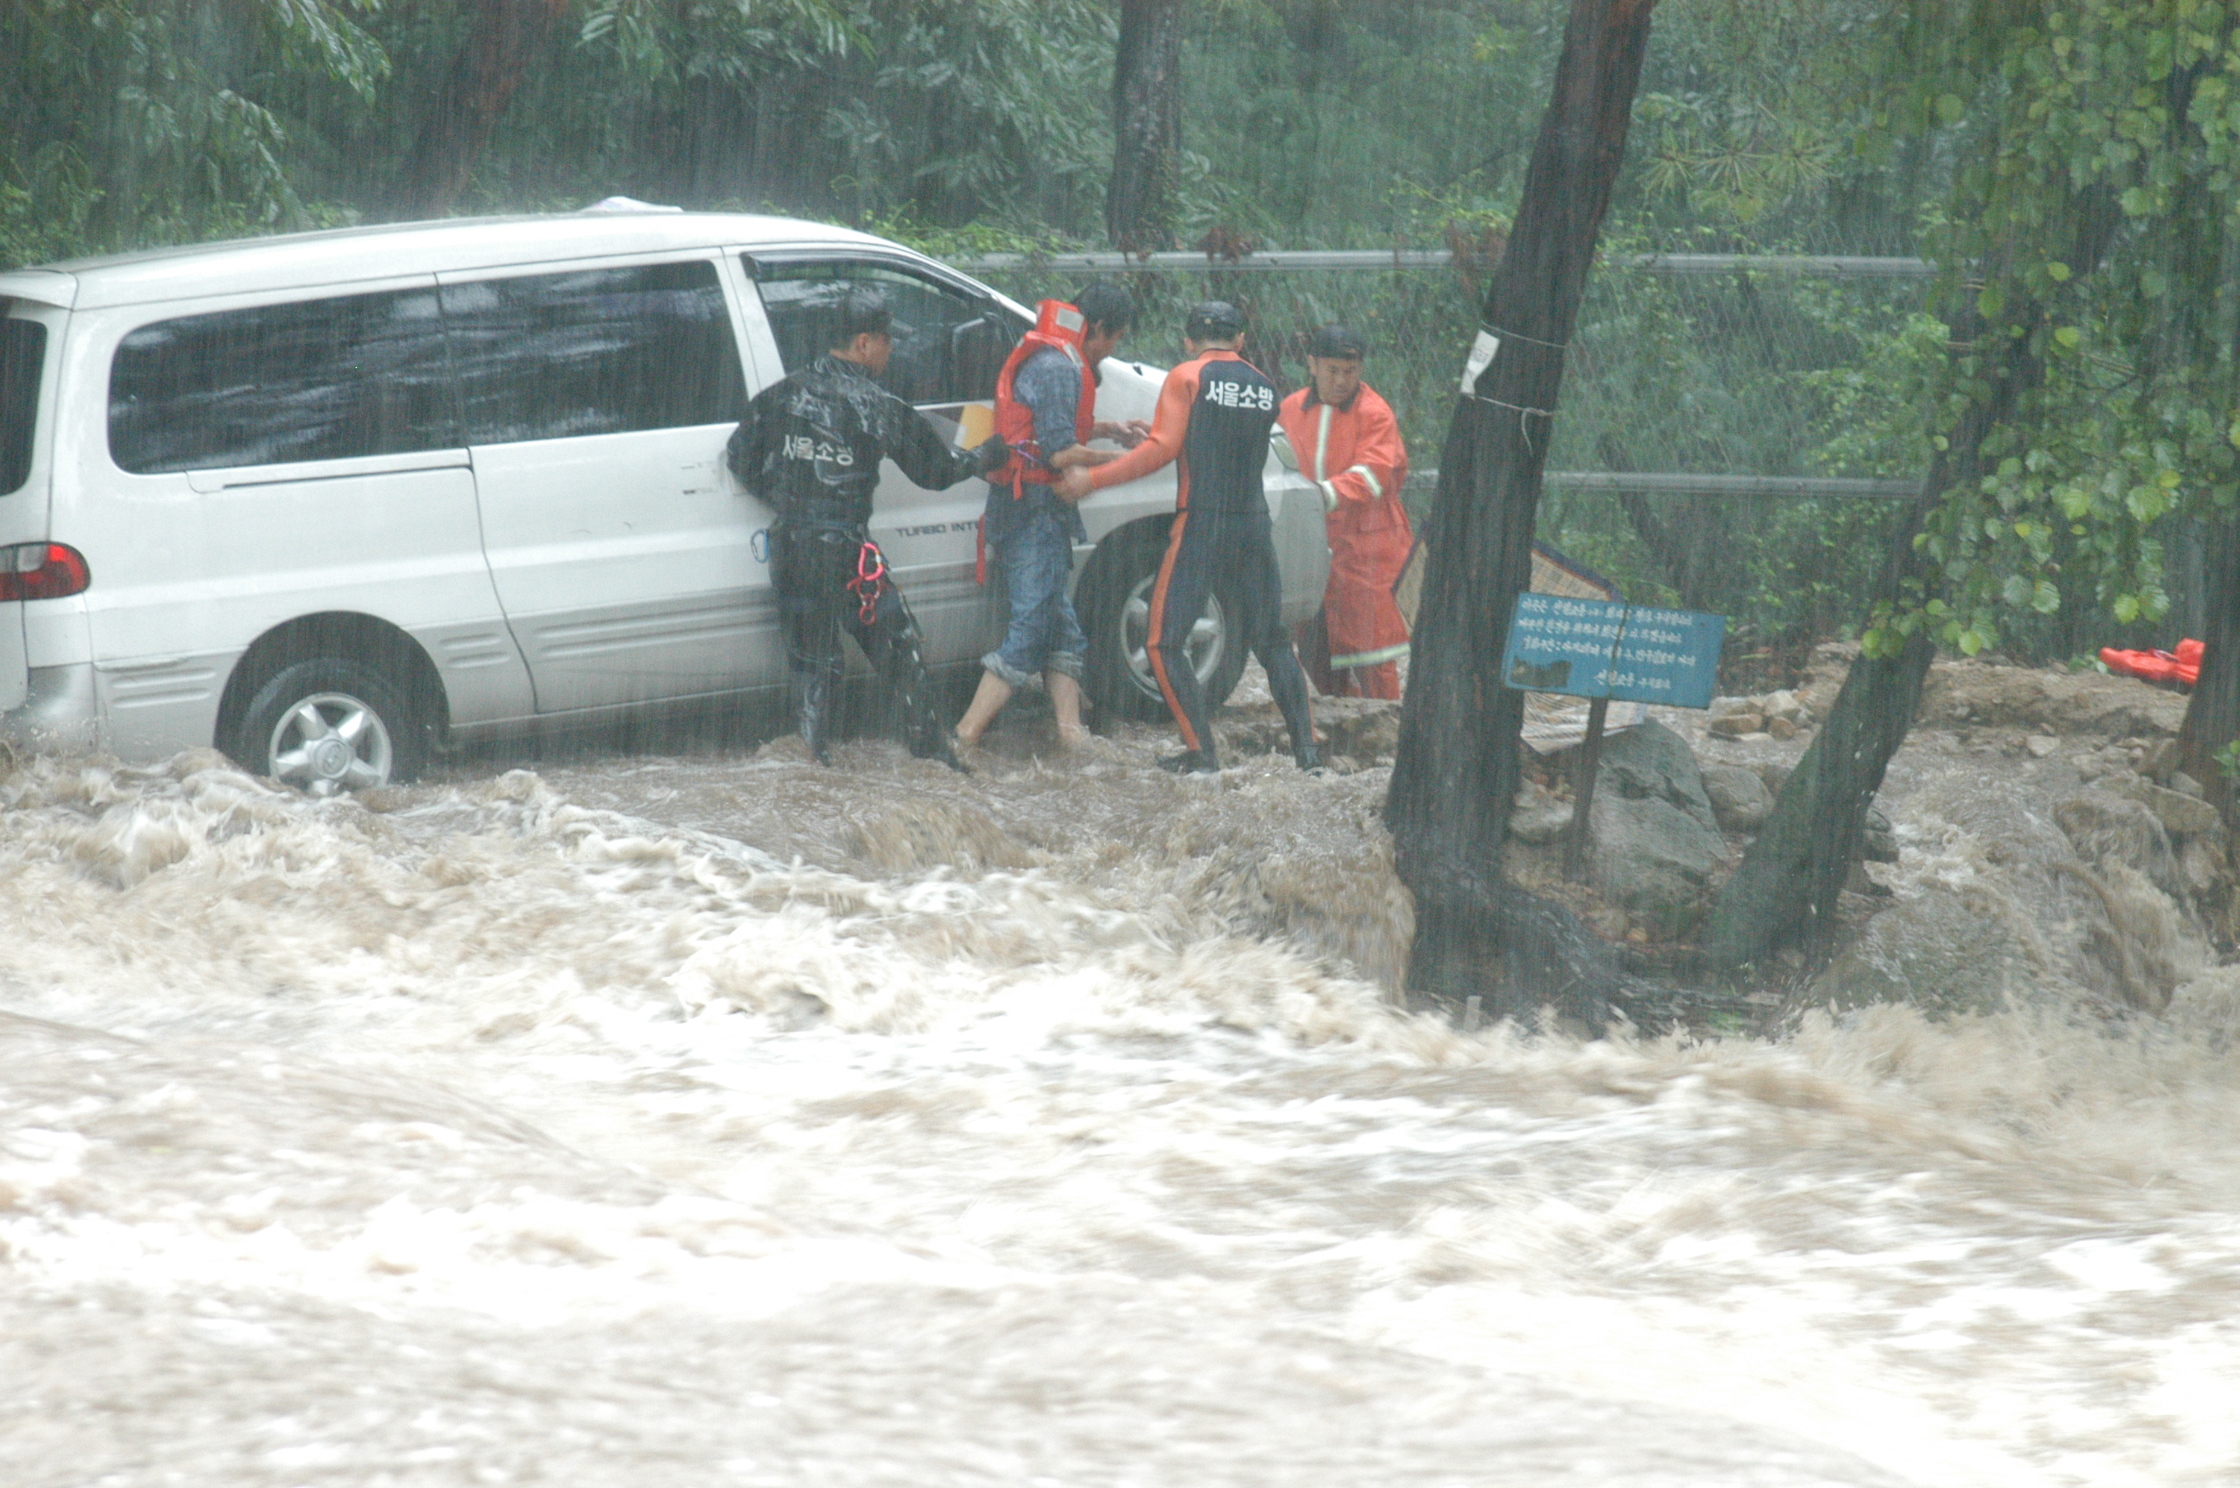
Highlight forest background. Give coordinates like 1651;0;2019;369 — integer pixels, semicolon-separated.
1;0;2228;682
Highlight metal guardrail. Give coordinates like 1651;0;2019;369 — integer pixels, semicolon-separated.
1543;472;1919;500
1404;471;1920;501
953;249;1936;279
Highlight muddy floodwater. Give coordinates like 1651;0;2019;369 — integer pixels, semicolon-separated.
4;686;2240;1487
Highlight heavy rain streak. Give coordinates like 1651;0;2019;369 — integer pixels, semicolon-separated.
8;2;2240;1486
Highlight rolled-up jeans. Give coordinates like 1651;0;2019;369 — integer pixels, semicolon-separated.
982;509;1087;687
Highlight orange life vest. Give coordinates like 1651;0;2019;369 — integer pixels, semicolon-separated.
2102;637;2204;689
991;298;1098;499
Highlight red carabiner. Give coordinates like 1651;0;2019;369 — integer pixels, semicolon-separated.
845;540;889;625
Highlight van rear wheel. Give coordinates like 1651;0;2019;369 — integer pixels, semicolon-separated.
230;657;425;795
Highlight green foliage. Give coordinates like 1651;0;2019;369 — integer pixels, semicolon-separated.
1175;1;1562;247
0;0;386;263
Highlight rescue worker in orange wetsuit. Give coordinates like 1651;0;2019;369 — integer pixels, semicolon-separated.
1276;324;1412;700
1054;301;1320;774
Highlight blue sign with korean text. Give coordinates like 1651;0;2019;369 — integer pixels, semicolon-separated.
1500;593;1726;709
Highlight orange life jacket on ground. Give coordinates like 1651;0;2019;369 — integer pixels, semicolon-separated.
2101;636;2204;689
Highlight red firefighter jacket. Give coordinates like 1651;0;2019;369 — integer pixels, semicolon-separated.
1277;382;1412;666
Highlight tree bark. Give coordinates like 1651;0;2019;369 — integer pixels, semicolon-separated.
1383;0;1657;1023
1698;509;1940;971
1106;0;1184;252
396;0;563;220
2176;514;2240;823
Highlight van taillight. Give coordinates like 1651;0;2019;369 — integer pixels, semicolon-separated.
0;543;90;601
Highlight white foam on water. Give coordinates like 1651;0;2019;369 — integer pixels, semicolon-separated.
4;751;2240;1485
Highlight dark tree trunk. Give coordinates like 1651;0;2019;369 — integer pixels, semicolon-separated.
1106;0;1184;252
1704;196;2127;970
1383;0;1658;1024
1698;508;1940;971
2177;515;2240;823
395;0;562;219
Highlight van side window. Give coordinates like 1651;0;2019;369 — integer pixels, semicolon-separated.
1;318;45;495
749;260;1017;407
443;261;744;445
108;289;455;474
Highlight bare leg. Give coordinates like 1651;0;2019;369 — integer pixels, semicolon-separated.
1046;670;1088;746
954;669;1014;746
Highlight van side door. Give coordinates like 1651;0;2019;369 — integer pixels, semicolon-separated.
442;256;765;714
741;256;1019;666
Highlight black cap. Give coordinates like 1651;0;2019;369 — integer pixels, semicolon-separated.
1184;300;1246;341
1307;323;1367;359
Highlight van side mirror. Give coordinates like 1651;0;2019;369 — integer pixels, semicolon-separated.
949;314;1011;402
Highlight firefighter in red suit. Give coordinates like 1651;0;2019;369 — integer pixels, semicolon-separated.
1275;325;1412;700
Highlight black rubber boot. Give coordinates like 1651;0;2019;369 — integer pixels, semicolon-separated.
884;631;970;773
798;671;837;765
1294;740;1325;773
1158;749;1220;775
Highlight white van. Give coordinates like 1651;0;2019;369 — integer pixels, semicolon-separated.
0;210;1330;791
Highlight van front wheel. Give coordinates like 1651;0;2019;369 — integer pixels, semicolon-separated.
231;658;426;795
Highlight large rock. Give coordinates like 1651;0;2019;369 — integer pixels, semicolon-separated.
2104;774;2223;837
1507;779;1574;845
1596;720;1721;832
1699;763;1773;832
1807;881;2047;1017
1586;721;1727;936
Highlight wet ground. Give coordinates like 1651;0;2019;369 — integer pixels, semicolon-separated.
4;668;2240;1486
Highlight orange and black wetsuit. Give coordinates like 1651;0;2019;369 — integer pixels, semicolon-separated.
1083;349;1317;769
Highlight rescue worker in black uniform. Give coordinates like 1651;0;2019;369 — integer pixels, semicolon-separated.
727;288;1009;768
1056;300;1321;774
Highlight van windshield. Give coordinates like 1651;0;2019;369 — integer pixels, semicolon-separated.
1;315;45;496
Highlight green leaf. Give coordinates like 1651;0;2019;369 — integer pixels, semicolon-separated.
2053;326;2081;349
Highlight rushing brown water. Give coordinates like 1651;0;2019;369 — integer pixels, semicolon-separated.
4;701;2239;1486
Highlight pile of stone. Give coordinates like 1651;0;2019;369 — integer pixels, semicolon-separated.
1705;690;1815;740
1508;719;1902;945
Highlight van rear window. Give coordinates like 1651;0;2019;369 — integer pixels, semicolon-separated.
442;260;744;445
1;317;45;495
109;287;454;474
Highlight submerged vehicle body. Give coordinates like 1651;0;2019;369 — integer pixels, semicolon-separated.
0;210;1330;790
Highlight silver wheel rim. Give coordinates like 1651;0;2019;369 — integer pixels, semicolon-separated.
1121;576;1228;702
266;691;394;797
